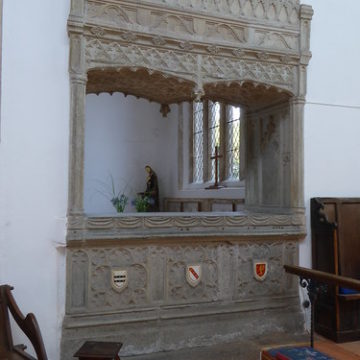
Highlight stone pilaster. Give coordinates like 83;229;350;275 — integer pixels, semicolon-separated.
68;30;87;217
290;96;305;209
300;5;314;65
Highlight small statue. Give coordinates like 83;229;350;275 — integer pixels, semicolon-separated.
138;165;159;212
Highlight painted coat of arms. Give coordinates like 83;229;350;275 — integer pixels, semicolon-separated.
186;264;201;287
253;261;268;282
111;269;128;292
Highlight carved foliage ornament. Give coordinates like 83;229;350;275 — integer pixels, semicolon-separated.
85;39;296;96
86;0;300;27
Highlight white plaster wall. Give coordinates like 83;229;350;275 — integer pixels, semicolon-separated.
0;1;70;359
84;97;246;213
84;94;178;213
301;0;360;268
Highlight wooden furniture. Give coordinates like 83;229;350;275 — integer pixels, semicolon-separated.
74;341;122;360
164;197;244;212
311;198;360;342
260;265;360;359
0;284;48;360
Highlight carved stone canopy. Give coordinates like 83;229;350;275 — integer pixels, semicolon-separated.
204;81;291;108
87;67;291;108
87;68;196;104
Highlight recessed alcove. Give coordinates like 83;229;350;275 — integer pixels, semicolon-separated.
84;66;293;216
63;0;313;357
84;93;179;214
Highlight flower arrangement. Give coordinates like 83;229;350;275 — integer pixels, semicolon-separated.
134;195;150;212
109;175;128;213
97;175;129;213
111;193;128;213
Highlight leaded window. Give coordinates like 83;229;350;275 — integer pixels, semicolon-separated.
192;101;242;186
193;102;204;183
208;101;221;182
226;105;241;180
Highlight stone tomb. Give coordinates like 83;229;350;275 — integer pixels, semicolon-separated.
62;0;313;358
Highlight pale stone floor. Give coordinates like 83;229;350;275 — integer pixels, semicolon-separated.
122;332;309;360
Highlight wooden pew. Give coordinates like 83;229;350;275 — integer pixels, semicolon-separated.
261;266;360;360
284;265;360;347
311;197;360;342
0;284;48;360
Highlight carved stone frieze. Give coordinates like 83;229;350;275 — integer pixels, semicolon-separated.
67;211;306;241
179;41;193;51
67;239;299;313
85;39;297;96
200;55;295;90
85;1;301;58
85;39;198;77
87;2;136;27
255;30;299;51
87;0;300;27
84;213;305;229
90;26;105;37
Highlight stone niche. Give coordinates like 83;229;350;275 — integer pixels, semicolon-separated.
62;0;313;358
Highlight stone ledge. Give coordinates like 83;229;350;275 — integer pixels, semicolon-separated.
67;212;306;242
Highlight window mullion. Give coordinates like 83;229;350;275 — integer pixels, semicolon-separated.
189;102;195;184
219;103;226;182
202;100;209;182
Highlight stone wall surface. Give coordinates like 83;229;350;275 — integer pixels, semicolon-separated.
61;237;303;358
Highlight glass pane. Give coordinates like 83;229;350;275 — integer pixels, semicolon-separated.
193;102;204;183
208;101;221;182
226;106;241;180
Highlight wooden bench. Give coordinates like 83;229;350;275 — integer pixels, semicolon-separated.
0;284;48;360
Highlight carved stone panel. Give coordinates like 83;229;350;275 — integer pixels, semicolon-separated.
67;238;299;314
70;250;89;309
235;241;292;299
88;247;149;310
166;245;218;303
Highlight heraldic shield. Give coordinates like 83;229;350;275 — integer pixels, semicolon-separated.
186;264;201;287
253;261;268;282
111;269;128;292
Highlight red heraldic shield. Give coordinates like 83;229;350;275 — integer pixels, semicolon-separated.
186;265;201;287
254;261;268;282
